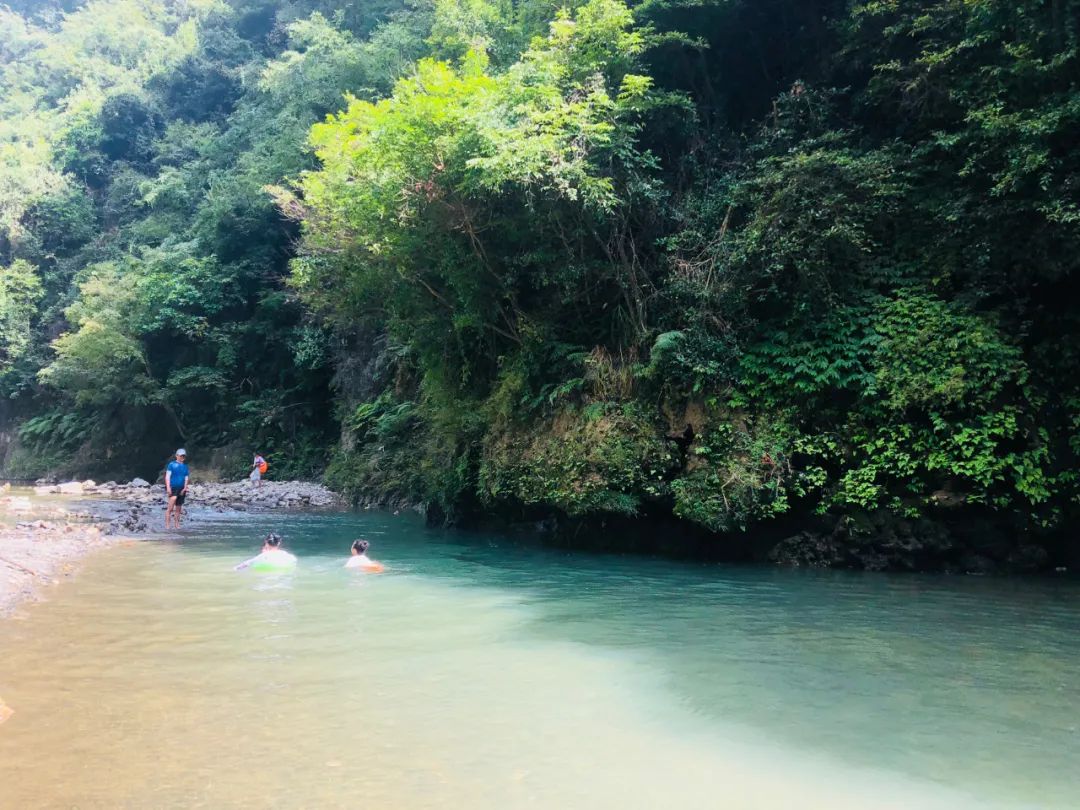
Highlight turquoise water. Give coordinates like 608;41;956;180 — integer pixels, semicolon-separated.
1;509;1077;808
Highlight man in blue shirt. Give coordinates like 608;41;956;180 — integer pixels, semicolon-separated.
165;448;190;530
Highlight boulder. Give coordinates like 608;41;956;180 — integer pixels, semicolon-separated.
58;481;84;494
1007;545;1049;572
769;531;843;568
960;553;999;575
129;478;151;488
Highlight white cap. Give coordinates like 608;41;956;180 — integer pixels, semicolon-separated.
176;448;187;457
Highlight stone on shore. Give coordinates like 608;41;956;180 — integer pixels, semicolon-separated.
96;479;340;519
3;496;33;513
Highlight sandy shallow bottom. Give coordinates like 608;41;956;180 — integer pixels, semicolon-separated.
0;543;1000;809
0;524;126;618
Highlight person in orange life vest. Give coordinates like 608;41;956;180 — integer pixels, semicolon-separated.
250;452;268;488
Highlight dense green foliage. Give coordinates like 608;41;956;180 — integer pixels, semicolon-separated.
2;0;1079;550
0;0;425;475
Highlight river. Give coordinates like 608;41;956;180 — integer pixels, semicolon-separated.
1;509;1077;808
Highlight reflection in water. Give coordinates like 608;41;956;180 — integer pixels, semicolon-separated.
0;510;1077;808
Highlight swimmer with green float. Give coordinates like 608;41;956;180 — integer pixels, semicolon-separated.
234;532;297;571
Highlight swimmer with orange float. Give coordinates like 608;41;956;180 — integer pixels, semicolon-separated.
345;539;384;572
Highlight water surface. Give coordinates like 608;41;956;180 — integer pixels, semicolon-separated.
1;510;1077;808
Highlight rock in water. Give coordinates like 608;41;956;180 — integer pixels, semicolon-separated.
58;481;84;494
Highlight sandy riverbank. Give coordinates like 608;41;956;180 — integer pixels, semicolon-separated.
0;521;130;619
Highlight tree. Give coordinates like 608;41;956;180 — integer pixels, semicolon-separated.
0;259;43;370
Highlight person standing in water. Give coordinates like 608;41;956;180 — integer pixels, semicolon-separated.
250;451;267;488
345;539;384;572
165;448;190;529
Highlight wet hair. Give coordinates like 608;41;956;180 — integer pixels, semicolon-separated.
351;539;369;555
264;532;282;548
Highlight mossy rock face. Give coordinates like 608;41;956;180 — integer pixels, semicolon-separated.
769;531;845;569
770;509;955;571
479;403;679;518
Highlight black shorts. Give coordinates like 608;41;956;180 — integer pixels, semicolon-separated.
170;492;186;507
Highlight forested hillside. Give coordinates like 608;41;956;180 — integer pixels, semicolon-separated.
2;0;1078;567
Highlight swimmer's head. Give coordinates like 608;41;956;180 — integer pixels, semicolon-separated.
263;532;282;550
351;539;369;556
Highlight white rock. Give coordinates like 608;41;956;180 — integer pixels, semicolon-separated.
130;478;151;487
58;481;84;494
5;496;32;513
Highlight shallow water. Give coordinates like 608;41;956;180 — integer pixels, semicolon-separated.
1;510;1077;808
